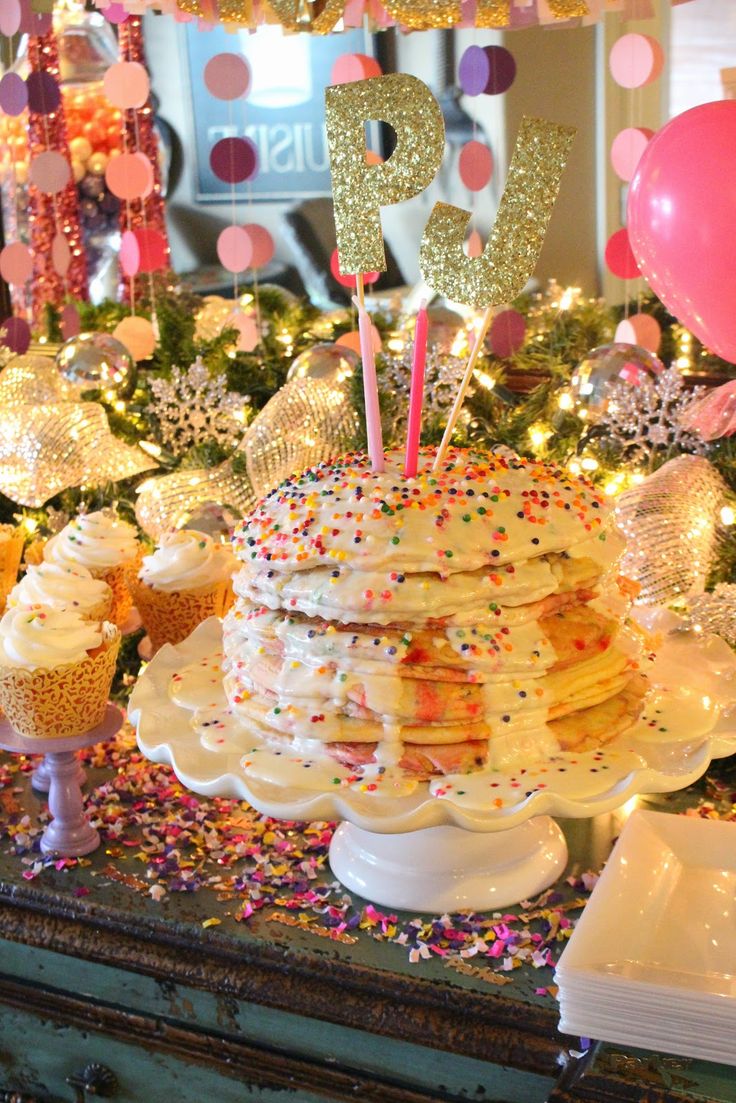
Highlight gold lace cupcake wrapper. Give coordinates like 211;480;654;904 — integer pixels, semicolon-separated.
130;577;234;653
0;529;25;613
91;559;139;628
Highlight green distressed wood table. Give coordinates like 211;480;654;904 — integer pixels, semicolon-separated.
1;744;735;1103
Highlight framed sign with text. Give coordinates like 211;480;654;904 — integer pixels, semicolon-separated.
184;24;375;203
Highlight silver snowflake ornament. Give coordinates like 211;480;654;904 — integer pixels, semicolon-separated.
149;357;249;457
599;366;709;464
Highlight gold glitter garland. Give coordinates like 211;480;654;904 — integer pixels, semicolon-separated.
381;0;460;29
419;117;575;308
325;74;445;275
262;0;345;32
475;0;511;27
548;0;589;17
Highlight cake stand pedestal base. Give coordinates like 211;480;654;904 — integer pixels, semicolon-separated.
0;705;123;857
31;756;86;793
329;816;568;912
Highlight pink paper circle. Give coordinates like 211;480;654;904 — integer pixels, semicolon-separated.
0;242;33;285
243;224;275;269
465;229;483;258
610;126;654;182
459;141;493;191
336;326;382;355
0;72;28;116
605;228;641;280
26;71;61;115
103;61;150;110
217;225;253;273
134;227;167;273
230;311;260;352
120;230;140;278
29;150;71;195
0;0;21;36
209;137;258;184
52;232;72;277
101;3;129;24
488;308;526;358
331;53;382;85
60;304;81;340
615;313;661;353
204;53;251;100
113;316;156;360
18;0;51;34
105;152;153;200
0;316;31;355
609;33;664;89
330;248;379;288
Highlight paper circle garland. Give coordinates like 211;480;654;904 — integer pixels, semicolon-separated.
488;309;526;358
458;45;516;97
229;311;260;352
610;127;654;183
0;242;33;285
18;0;51;35
614;313;662;353
204;53;251;100
243;224;275;268
0;316;31;355
0;0;21;36
337;326;382;355
60;304;81;340
29;150;71;195
105;152;153;200
51;231;72;277
331;54;382;85
605;228;641;280
100;2;129;24
209;137;258;184
0;72;28;116
609;33;664;90
26;71;61;115
134;227;167;273
330;248;378;288
113;316;156;361
120;230;141;278
103;61;150;110
458;141;493;192
217;225;253;273
465;229;483;258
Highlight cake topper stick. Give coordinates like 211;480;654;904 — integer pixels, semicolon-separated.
404;299;428;478
422;117;575;469
353;295;384;472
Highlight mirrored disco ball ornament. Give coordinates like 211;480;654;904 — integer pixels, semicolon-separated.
287;342;359;385
571;342;663;421
55;332;137;399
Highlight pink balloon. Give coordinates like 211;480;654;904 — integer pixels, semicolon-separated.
458;140;493;192
331;54;382;85
609;33;664;89
604;228;640;280
610;127;654;182
628;100;736;363
217;226;253;273
106;152;153;200
120;230;141;278
29;151;71;195
52;232;72;277
0;242;33;285
0;0;21;36
204;53;251;100
60;304;81;340
103;61;150;110
244;224;276;269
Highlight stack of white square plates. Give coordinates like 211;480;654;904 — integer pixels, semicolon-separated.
555;809;736;1067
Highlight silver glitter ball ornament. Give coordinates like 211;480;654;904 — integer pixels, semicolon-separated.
570;342;664;421
287;342;358;385
55;332;137;399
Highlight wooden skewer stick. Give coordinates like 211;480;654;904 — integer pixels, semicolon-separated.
432;304;494;471
355;271;366;309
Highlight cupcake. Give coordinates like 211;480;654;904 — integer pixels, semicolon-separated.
128;529;236;653
44;509;140;628
7;562;113;624
0;606;120;739
0;525;24;613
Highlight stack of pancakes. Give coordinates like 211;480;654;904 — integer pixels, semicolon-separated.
223;448;647;779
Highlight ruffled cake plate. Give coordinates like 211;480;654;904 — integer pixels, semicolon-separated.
129;609;736;910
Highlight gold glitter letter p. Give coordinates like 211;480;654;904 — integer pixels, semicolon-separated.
419;117;575;308
325;74;445;276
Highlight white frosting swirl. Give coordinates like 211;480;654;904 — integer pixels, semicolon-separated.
45;510;139;570
138;530;235;593
8;563;111;616
0;605;103;670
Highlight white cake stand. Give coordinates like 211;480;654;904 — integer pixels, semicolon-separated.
129;613;736;911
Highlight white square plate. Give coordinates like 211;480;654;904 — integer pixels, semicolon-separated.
556;810;736;1064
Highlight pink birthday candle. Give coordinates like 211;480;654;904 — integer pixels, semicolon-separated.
404;299;428;478
353;294;384;472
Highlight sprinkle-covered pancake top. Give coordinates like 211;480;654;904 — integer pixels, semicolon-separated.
233;447;611;574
